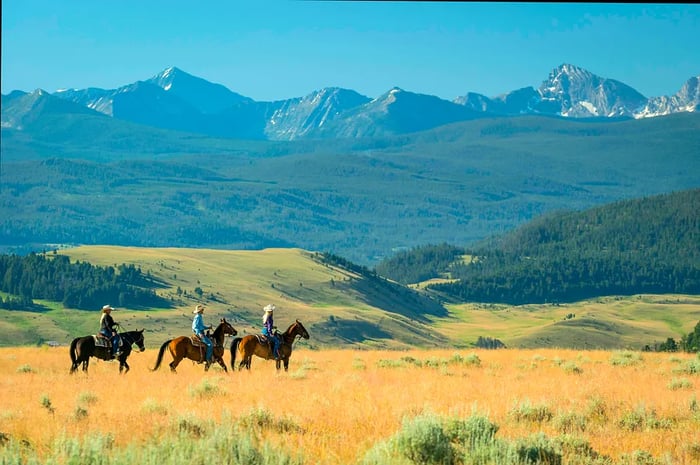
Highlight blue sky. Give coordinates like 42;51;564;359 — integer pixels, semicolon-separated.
2;1;698;101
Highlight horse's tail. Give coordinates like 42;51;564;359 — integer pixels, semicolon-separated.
151;339;172;371
69;337;79;374
230;337;242;371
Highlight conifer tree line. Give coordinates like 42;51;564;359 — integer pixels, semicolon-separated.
376;189;699;304
0;252;168;310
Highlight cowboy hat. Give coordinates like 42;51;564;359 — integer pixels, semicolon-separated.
193;304;205;314
102;304;115;312
264;304;276;313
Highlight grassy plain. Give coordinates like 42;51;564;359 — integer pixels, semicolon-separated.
0;347;699;464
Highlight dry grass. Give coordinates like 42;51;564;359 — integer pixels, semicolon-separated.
1;347;699;464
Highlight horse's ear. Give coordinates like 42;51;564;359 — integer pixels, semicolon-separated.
296;319;300;323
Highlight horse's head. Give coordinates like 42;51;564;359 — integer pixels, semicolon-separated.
292;319;310;340
220;318;237;337
129;329;146;352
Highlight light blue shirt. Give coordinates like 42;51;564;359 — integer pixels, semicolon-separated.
192;313;208;334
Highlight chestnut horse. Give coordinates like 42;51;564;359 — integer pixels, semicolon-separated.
152;318;237;373
230;319;310;372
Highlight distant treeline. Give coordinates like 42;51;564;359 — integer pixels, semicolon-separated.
376;189;700;305
0;252;169;310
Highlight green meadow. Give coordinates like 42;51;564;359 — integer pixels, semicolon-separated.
1;245;698;351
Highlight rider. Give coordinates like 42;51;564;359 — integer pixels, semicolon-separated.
262;304;281;360
192;304;213;365
99;304;121;359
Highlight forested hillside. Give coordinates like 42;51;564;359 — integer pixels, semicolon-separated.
0;253;169;310
377;189;700;304
2;112;699;265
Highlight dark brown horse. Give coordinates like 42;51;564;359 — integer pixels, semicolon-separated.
152;318;237;373
69;329;146;374
230;319;310;372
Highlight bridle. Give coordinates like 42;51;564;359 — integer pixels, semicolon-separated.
120;331;145;352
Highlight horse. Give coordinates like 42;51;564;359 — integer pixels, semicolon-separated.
69;329;146;374
151;318;237;373
230;319;310;372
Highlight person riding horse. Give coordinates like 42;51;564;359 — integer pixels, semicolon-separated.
192;304;213;365
99;304;121;359
262;304;281;360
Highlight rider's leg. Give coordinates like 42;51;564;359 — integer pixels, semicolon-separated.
205;337;213;363
111;335;120;357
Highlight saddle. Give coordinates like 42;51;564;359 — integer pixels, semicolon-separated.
256;333;279;356
93;335;121;350
190;334;207;348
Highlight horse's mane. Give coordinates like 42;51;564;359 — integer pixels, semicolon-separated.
281;320;305;344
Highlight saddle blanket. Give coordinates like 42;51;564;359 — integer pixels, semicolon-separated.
93;335;122;349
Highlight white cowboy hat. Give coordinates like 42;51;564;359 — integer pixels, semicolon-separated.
102;304;115;312
193;304;205;314
264;304;276;313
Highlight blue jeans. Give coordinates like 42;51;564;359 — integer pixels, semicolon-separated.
262;329;280;358
197;333;213;362
101;330;120;356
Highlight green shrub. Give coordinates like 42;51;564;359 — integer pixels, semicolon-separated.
584;396;608;424
508;400;553;424
237;407;303;434
553;412;588;433
394;415;455;465
562;361;583;374
554;435;612;465
40;394;55;415
610;350;643;366
444;414;499;450
187;378;223;398
513;433;562;465
618;450;662;465
77;391;98;405
16;364;33;373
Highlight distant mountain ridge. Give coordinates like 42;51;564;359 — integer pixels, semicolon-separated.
3;64;698;140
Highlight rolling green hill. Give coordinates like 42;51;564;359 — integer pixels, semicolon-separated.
0;246;698;351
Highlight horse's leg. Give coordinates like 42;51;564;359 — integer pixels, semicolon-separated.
168;344;181;373
283;358;289;372
243;354;252;370
120;359;129;374
216;356;228;373
169;355;181;373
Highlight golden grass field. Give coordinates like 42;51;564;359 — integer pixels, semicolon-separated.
1;346;699;464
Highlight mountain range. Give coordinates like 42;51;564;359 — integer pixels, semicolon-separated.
3;63;698;141
1;62;699;265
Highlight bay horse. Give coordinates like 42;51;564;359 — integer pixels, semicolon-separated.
152;318;237;373
230;319;310;372
69;329;145;374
